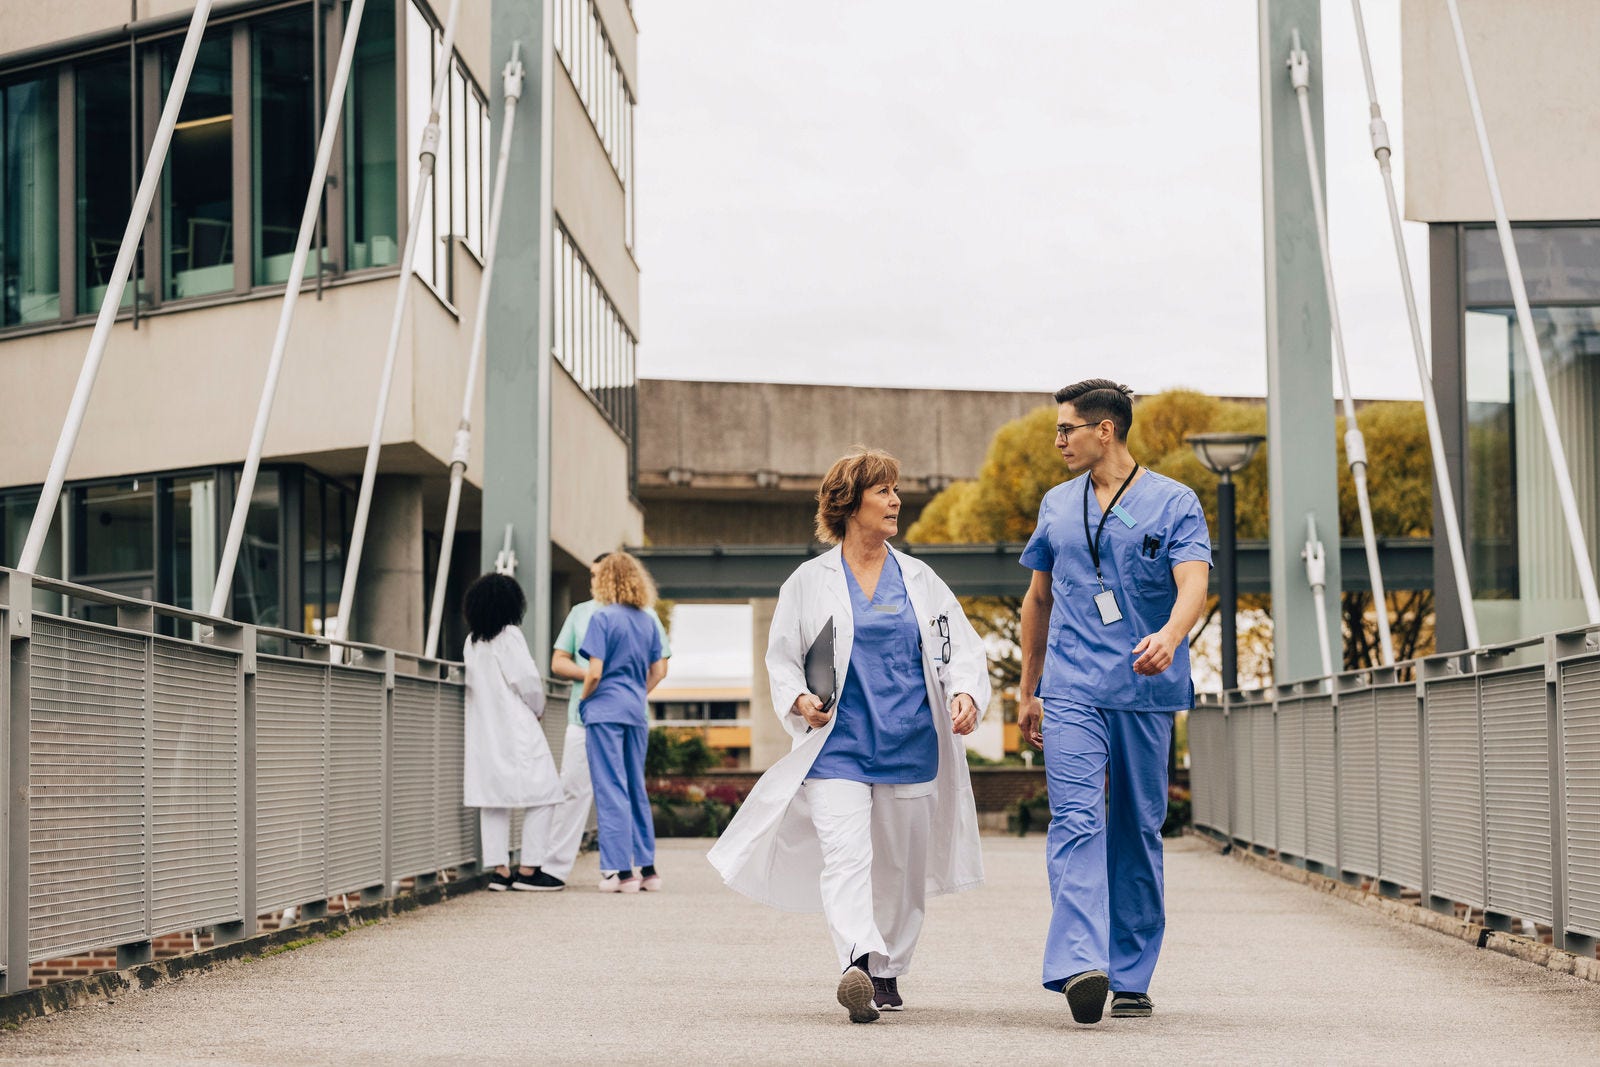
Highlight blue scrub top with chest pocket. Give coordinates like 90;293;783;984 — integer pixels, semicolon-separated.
1019;469;1212;712
808;553;939;784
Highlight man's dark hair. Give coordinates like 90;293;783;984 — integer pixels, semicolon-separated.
462;572;526;643
1054;379;1136;441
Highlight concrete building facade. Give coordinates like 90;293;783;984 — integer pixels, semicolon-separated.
1403;0;1600;647
0;0;641;656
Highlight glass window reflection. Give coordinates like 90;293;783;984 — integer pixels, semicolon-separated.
253;10;318;286
1;73;60;326
163;34;234;301
346;0;398;270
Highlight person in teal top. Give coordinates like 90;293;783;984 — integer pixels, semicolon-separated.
545;555;672;887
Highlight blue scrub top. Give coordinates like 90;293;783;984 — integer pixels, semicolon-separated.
809;553;939;785
1020;469;1211;712
578;604;663;727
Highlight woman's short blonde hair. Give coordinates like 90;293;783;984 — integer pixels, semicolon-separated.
591;551;657;608
814;448;901;544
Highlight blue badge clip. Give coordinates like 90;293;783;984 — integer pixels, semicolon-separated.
1111;503;1136;528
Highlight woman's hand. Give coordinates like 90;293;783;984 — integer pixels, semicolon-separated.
949;692;979;735
794;693;832;729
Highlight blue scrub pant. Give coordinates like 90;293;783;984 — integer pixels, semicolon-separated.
585;722;655;873
1041;700;1173;995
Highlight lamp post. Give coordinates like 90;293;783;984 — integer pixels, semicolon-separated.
1187;433;1266;693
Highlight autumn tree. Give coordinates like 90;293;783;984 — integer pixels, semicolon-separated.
906;391;1435;700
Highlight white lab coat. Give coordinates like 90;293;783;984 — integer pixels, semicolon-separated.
462;626;563;809
708;545;989;912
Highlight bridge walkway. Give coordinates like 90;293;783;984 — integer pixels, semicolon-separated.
1;837;1597;1064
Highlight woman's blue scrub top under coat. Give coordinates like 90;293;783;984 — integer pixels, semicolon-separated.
809;553;939;785
1019;469;1212;712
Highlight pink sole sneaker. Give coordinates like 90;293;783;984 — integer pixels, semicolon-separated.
598;874;642;893
640;874;662;891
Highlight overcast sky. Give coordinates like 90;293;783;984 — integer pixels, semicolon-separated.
635;0;1431;401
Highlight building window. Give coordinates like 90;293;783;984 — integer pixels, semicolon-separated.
552;220;636;441
76;53;146;313
406;0;488;302
253;8;319;286
302;468;353;637
345;0;399;271
162;32;235;301
554;0;635;251
1;72;59;326
1460;223;1600;641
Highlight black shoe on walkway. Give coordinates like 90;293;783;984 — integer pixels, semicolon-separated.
487;868;514;892
1110;991;1153;1018
513;870;565;892
871;976;903;1011
836;966;879;1024
1063;969;1109;1024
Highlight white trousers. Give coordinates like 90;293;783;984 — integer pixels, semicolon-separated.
804;778;934;977
480;805;553;870
542;724;593;882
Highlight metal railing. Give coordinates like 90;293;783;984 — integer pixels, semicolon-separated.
0;566;546;993
1189;622;1600;955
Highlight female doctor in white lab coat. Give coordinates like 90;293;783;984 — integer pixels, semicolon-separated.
462;572;566;891
708;449;989;1024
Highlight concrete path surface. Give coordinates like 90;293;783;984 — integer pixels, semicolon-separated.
2;836;1599;1064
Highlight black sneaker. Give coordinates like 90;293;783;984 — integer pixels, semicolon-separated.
871;976;903;1011
513;870;565;892
487;868;514;892
1062;969;1109;1024
836;966;879;1024
1110;991;1153;1018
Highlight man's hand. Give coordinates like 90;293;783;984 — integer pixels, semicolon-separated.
794;693;831;729
1017;694;1044;749
949;693;979;735
1132;629;1181;676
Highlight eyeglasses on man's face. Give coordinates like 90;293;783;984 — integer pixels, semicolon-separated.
1055;421;1103;439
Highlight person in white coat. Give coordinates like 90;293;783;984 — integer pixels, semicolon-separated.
461;573;565;891
708;448;989;1024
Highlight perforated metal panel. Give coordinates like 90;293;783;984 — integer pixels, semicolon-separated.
1302;694;1337;867
149;640;242;935
1190;709;1224;832
1563;657;1600;937
327;666;386;896
1229;708;1253;842
1426;677;1485;907
255;658;328;913
27;618;148;961
1337;690;1379;878
436;681;476;869
1480;668;1553;924
391;677;439;880
1277;700;1306;857
1252;706;1277;849
1375;686;1423;889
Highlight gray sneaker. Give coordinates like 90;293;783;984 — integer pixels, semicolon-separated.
836;967;879;1024
1063;969;1109;1024
1111;991;1153;1018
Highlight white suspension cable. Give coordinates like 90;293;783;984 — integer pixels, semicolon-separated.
1348;0;1480;649
1287;29;1395;665
1444;0;1600;624
330;0;464;659
209;0;371;618
17;2;216;575
423;42;526;659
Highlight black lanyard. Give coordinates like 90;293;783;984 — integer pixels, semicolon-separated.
1083;464;1139;589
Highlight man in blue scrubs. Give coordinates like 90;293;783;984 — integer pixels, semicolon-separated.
1018;379;1211;1025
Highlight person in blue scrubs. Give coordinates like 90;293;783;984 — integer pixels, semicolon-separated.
579;552;668;894
1018;379;1211;1025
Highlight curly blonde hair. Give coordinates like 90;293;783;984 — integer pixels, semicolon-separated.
814;448;901;544
591;551;657;608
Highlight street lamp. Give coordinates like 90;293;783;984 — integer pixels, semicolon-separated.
1187;432;1266;693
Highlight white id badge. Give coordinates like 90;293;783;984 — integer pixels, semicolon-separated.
1093;588;1124;625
